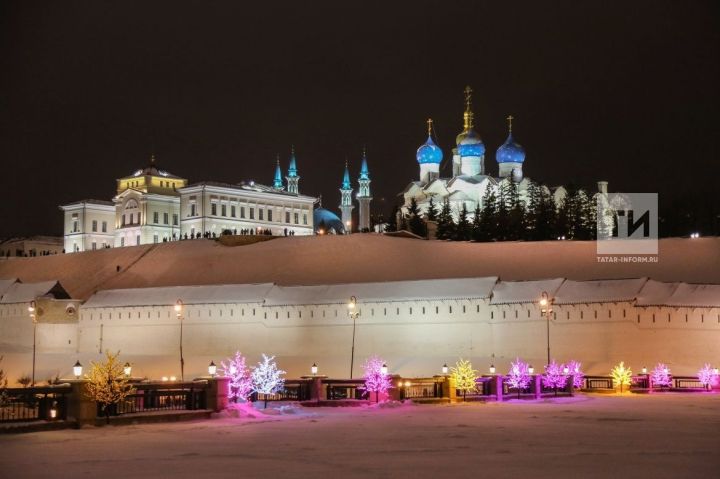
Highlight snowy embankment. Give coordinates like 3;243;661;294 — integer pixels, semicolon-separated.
1;394;718;478
0;235;718;300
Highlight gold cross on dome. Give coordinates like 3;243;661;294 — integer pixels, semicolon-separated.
506;115;514;132
426;118;433;136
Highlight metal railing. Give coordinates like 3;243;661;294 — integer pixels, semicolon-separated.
98;381;208;417
324;379;366;400
672;376;705;390
0;385;71;423
249;380;312;403
401;379;445;400
584;376;614;390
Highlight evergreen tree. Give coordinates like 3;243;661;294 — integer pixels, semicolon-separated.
505;179;525;240
454;203;471;241
407;198;427;237
384;206;398;232
580;192;598;240
471;203;482;241
534;186;558;241
496;179;511;240
436;199;455;240
478;186;498;241
426;196;438;222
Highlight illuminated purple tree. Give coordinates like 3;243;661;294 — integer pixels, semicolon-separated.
650;363;672;388
697;364;718;391
251;354;286;408
221;351;253;403
505;358;532;399
362;356;392;403
542;360;567;396
566;360;585;389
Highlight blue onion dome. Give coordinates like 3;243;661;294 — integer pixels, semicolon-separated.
416;135;444;164
313;208;345;234
496;133;525;163
457;129;485;157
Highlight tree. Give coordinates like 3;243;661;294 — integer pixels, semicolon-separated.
385;206;399;232
566;360;585;389
251;354;286;408
697;364;718;391
407;198;427;237
534;186;558;240
505;358;532;399
610;361;633;393
542;360;567;396
221;351;253;403
471;203;482;241
450;358;478;401
362;356;393;403
85;350;134;424
454;203;471;241
478;186;498;241
436;199;455;240
426;196;438;222
650;363;672;388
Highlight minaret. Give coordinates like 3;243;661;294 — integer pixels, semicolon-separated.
273;155;284;190
286;145;300;194
339;160;354;233
356;147;372;231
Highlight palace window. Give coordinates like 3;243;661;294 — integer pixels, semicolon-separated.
153;212;159;223
250;208;255;219
268;209;273;222
241;206;246;218
231;205;236;217
211;203;217;216
92;242;97;250
173;214;178;226
303;213;308;225
259;209;264;221
72;214;79;232
221;205;226;217
92;220;97;232
286;211;290;223
294;212;299;224
190;204;197;216
102;221;107;232
164;212;169;224
153;234;159;243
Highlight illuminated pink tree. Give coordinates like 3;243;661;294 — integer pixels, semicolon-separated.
362;356;392;403
505;358;532;399
650;363;672;388
566;360;585;389
542;360;567;396
697;364;718;391
220;351;253;403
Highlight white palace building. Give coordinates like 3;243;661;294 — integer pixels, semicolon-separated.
59;153;317;252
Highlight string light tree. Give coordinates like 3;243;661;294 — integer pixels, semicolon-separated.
221;351;253;403
450;358;478;402
506;358;532;399
84;351;134;424
542;360;568;397
610;362;633;393
650;363;672;390
362;356;392;403
251;354;286;409
566;360;585;390
697;364;718;391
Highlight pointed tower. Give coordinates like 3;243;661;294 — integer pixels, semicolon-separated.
273;155;284;190
356;147;373;231
286;145;300;194
339;160;354;233
453;86;485;177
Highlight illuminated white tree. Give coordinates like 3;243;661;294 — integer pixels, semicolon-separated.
697;364;718;390
542;360;567;396
221;351;253;403
251;354;286;409
610;361;633;393
450;358;478;402
362;356;393;403
650;363;672;388
505;358;532;399
566;359;585;389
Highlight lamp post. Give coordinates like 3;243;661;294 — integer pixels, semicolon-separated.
73;360;83;379
348;296;360;378
208;361;217;377
442;363;448;375
539;291;554;366
28;301;37;385
489;364;496;374
123;362;132;377
311;363;318;375
175;299;184;382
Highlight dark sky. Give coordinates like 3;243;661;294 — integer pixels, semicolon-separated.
1;1;718;238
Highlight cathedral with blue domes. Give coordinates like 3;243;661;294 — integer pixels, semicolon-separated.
401;86;534;221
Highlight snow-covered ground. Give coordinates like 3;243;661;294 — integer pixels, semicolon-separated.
2;394;718;478
0;235;718;300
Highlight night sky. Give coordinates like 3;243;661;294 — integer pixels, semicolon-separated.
1;1;718;238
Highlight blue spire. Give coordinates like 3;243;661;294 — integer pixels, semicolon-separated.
273;156;283;189
359;147;369;180
288;145;298;178
342;161;351;190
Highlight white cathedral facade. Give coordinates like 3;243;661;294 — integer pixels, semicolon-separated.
400;87;611;227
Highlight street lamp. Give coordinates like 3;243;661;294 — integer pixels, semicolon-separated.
28;301;37;385
208;361;217;377
489;364;496;374
311;363;318;375
442;363;448;375
381;364;388;375
642;366;647;375
346;220;351;234
123;362;132;377
73;360;83;379
539;291;554;366
348;296;360;378
175;299;184;382
528;365;535;375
